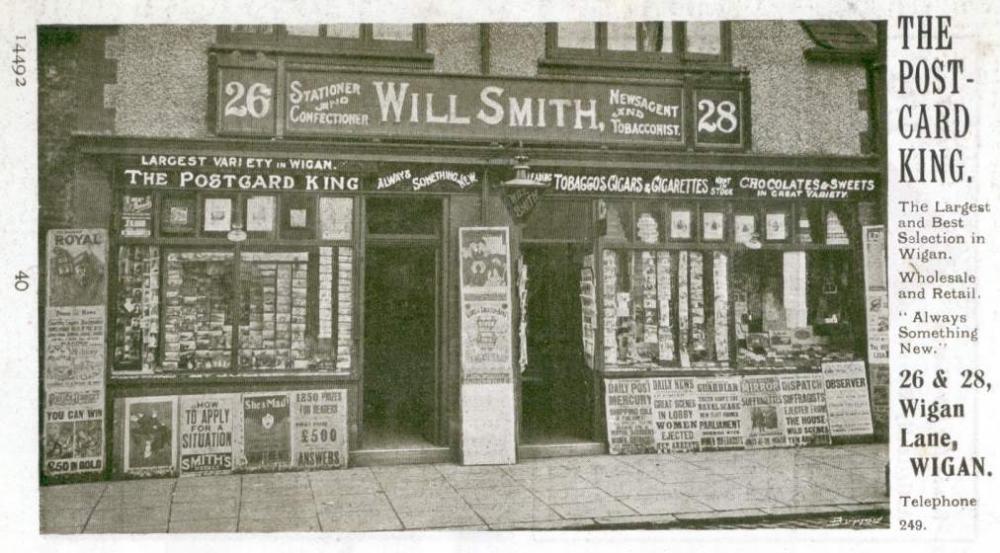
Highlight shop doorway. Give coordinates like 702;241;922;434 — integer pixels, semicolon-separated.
362;244;438;449
520;243;594;445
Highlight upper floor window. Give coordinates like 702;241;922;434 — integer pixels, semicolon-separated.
548;21;730;64
218;24;426;55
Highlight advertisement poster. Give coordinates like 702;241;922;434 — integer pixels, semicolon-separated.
120;194;153;238
740;375;787;449
43;229;107;477
459;227;512;381
650;377;700;453
695;376;743;451
862;225;889;364
605;379;655;455
124;396;177;476
178;394;238;476
821;361;874;437
777;373;831;447
291;389;348;469
319;196;353;240
246;195;275;232
241;393;292;469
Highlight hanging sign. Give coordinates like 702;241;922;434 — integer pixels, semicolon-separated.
43;229;108;478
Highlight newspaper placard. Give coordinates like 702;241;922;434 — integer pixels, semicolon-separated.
650;377;700;453
696;376;743;451
777;373;831;447
240;393;292;470
124;396;177;476
739;375;787;449
822;361;874;437
863;225;890;364
291;389;348;470
605;378;655;454
178;394;238;476
43;229;107;477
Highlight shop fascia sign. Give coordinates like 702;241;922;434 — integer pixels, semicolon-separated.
117;155;482;194
212;61;748;149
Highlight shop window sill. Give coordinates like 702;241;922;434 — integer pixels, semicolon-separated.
538;56;746;80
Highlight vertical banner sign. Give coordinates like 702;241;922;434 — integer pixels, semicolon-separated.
292;389;348;470
650;377;700;453
240;393;292;470
43;229;108;477
179;394;237;476
821;361;874;437
862;225;889;364
777;373;832;447
696;376;744;451
740;375;787;449
605;379;655;454
124;396;177;476
459;227;515;465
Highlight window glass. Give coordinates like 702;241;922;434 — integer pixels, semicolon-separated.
162;251;235;372
522;199;592;241
606;22;637;51
372;24;413;41
325;24;361;38
286;25;322;36
602;249;729;369
229;25;274;34
686;21;722;55
557;22;597;49
366;197;441;236
114;246;160;372
639;22;672;53
238;252;312;371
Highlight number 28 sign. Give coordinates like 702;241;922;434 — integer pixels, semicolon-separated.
217;67;277;136
694;88;745;148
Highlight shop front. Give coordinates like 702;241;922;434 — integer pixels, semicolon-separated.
42;58;887;481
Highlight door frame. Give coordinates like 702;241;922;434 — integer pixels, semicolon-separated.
357;195;448;450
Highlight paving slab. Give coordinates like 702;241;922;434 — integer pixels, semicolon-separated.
170;497;240;520
40;507;94;532
456;485;535;506
239;516;321;532
549;499;636;519
169;517;238;533
317;508;403;532
685;491;785;511
240;498;318;520
316;493;393;513
470;499;562;525
396;506;484;530
531;487;613;505
84;506;170;533
618;493;714;515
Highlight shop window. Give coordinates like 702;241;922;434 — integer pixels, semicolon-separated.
547;21;730;64
112;193;357;376
732;250;860;371
601;249;730;370
216;24;427;56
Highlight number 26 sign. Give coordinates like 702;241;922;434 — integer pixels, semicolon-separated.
216;67;277;136
694;88;745;148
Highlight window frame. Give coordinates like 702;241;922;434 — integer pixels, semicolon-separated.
215;24;429;58
546;21;732;66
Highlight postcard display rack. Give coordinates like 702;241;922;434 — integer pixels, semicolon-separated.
109;193;355;477
589;202;875;455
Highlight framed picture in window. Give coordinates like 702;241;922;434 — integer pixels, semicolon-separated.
203;198;233;232
246;196;276;233
734;213;756;244
669;209;692;240
702;211;725;241
282;196;314;238
765;211;789;241
160;195;196;234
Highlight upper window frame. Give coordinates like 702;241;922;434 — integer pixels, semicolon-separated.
215;24;429;59
545;21;732;67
